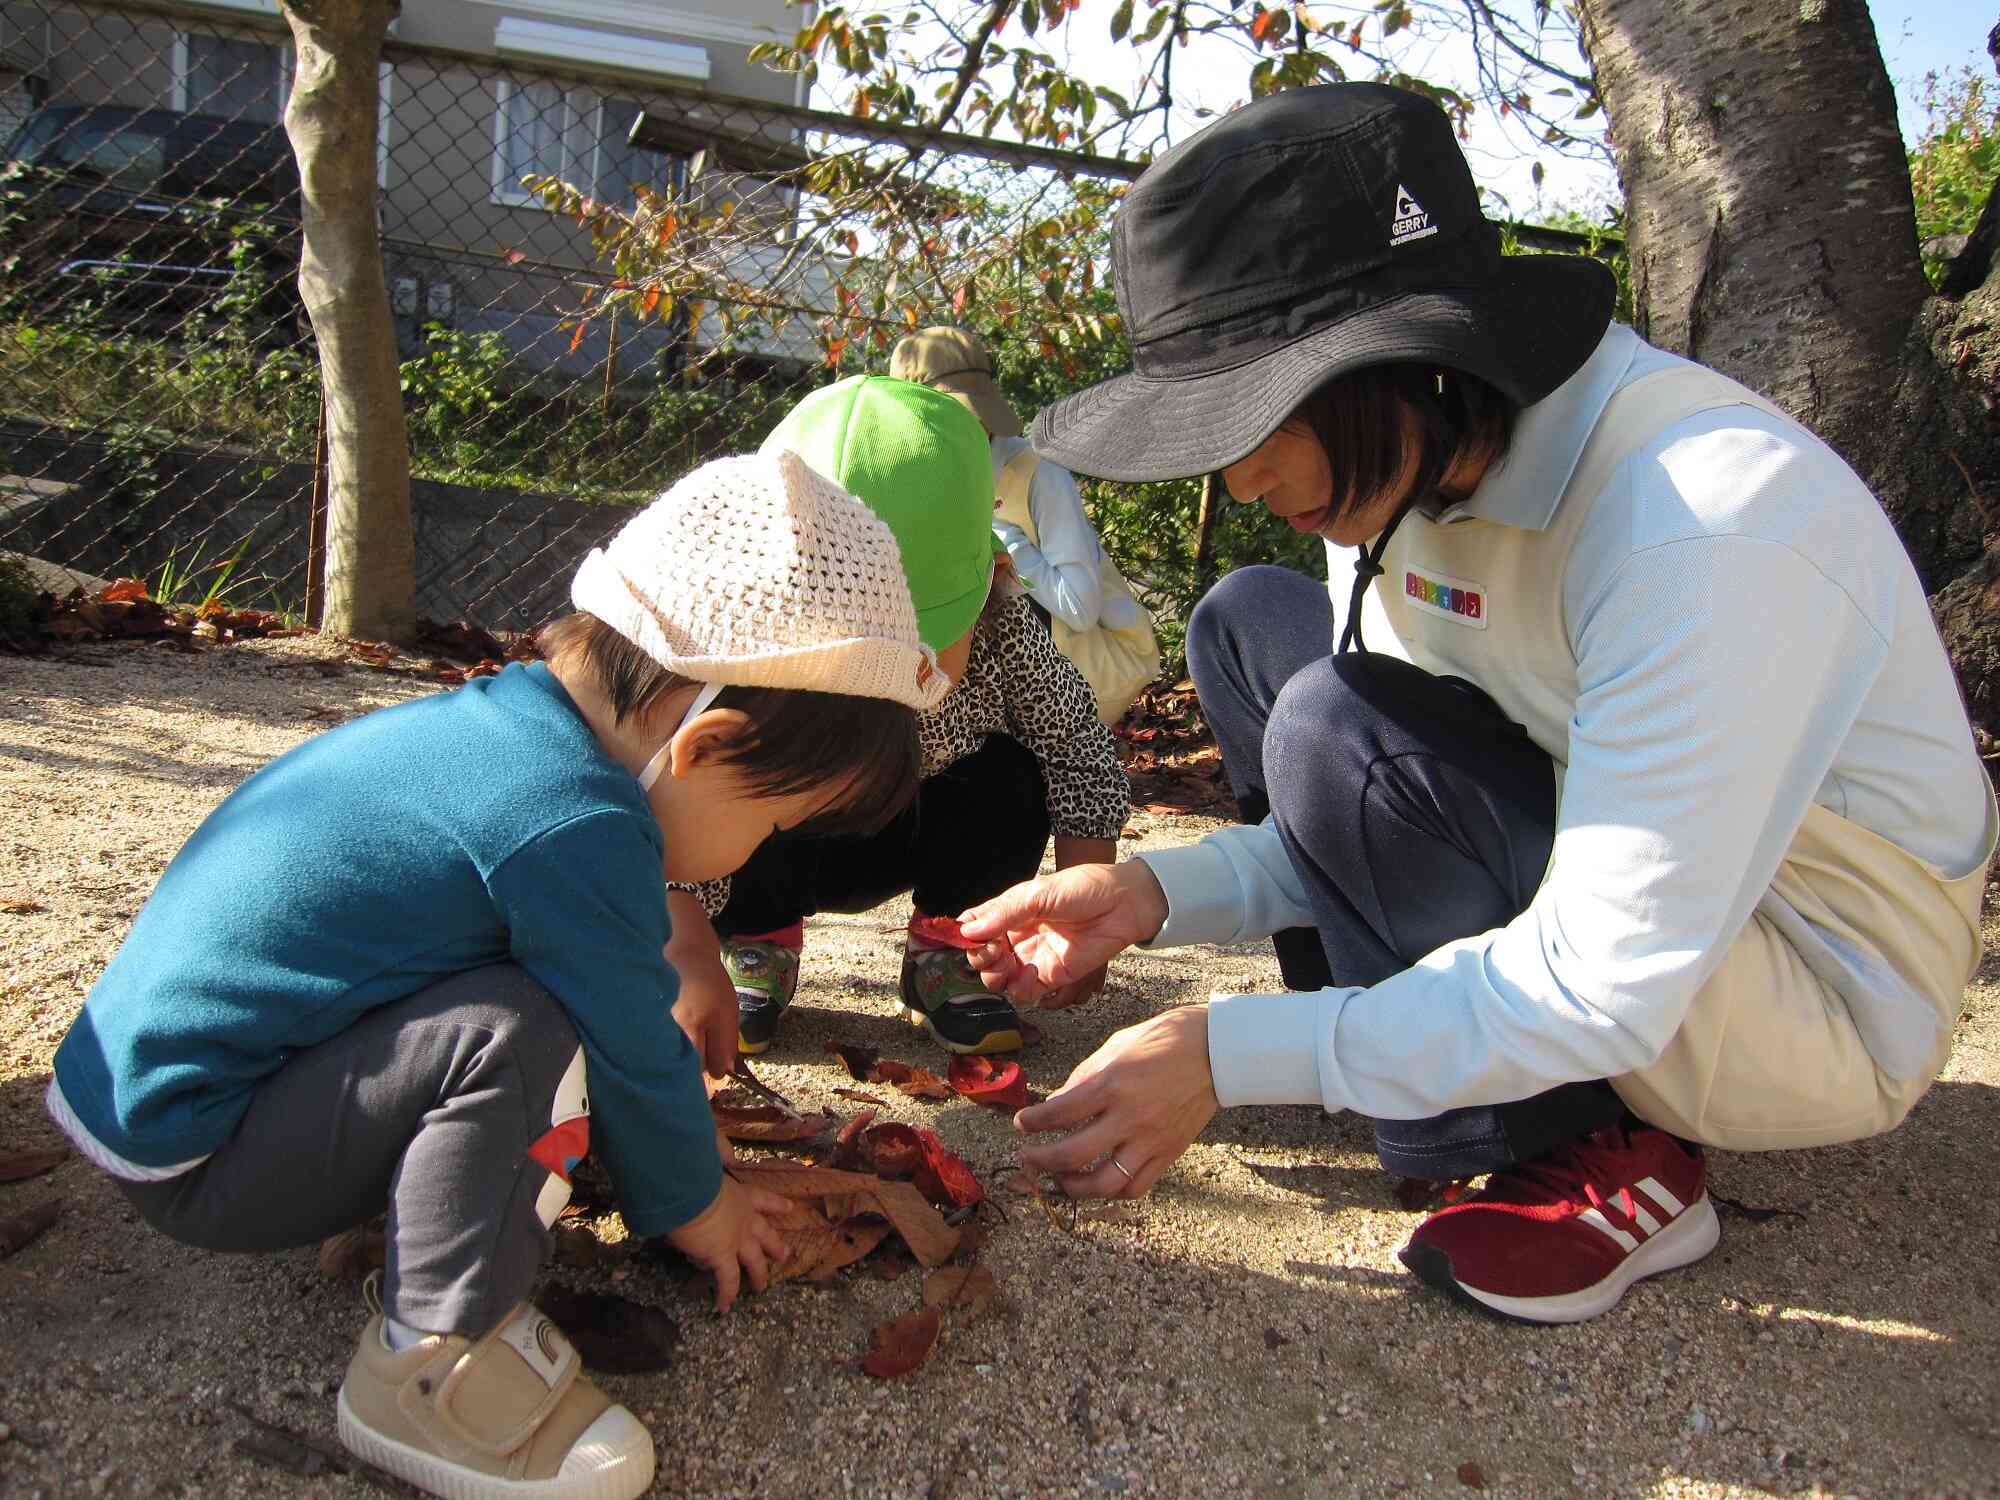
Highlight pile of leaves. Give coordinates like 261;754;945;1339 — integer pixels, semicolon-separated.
1114;677;1235;817
26;578;305;651
13;575;544;692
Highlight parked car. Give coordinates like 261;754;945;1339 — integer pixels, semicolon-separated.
0;103;305;337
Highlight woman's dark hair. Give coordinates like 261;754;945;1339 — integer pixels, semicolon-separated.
1288;365;1520;526
538;612;920;839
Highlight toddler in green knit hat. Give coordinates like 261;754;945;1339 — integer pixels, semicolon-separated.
674;376;1132;1055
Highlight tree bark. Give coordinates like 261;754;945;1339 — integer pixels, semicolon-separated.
280;0;413;642
1576;0;2000;599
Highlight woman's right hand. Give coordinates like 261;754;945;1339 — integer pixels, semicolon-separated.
664;1176;790;1312
957;861;1169;1005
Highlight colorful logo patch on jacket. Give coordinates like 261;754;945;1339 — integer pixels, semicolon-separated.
1404;566;1487;629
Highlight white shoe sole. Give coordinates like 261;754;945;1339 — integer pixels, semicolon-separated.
1451;1195;1721;1324
337;1387;655;1500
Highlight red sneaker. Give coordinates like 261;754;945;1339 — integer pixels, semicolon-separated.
1396;1126;1718;1324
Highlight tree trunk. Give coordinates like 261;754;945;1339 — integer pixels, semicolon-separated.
280;0;414;643
1576;0;2000;598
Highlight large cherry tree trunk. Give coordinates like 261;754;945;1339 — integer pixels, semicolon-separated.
281;0;414;643
1577;0;2000;731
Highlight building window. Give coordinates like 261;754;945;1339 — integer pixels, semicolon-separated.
181;33;291;124
493;84;677;211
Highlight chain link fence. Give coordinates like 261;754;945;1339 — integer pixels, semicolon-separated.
0;0;1142;630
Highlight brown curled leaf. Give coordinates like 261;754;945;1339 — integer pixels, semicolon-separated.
832;1088;890;1107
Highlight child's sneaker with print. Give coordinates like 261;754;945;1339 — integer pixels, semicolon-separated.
337;1293;654;1500
897;918;1024;1054
725;929;802;1055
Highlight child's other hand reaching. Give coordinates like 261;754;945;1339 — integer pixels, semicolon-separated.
666;888;738;1077
667;1175;790;1312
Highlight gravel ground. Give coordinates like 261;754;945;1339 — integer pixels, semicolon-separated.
2;634;1997;1500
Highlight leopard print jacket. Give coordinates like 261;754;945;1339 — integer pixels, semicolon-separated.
682;593;1130;917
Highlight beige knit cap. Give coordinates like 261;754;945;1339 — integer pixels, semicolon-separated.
570;449;949;711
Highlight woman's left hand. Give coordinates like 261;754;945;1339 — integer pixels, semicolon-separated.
1014;1005;1218;1198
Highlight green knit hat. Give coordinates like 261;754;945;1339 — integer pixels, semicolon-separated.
760;375;996;651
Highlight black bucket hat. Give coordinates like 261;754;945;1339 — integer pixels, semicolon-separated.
1033;82;1616;483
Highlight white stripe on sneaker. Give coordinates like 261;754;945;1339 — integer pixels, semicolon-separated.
1635;1175;1686;1216
1628;1201;1663;1236
1577;1207;1638;1251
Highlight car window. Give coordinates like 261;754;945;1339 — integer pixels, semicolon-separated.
44;118;169;185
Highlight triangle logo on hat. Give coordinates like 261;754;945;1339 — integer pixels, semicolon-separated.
1391;183;1436;247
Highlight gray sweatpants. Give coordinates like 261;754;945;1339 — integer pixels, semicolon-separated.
117;964;587;1337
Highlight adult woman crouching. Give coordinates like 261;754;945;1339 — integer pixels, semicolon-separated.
959;82;1994;1324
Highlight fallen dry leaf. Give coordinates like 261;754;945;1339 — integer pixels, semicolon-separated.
730;1159;962;1267
0;1198;63;1258
0;894;48;915
0;1146;68;1182
1456;1461;1487;1490
875;1059;953;1100
536;1286;679;1375
811;1218;894;1281
711;1100;836;1144
831;1088;889;1107
860;1305;942;1379
922;1263;997;1319
316;1223;386;1280
946;1054;1028;1111
823;1040;881;1080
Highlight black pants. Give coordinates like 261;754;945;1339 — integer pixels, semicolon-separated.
1186;565;1627;1178
715;733;1052;936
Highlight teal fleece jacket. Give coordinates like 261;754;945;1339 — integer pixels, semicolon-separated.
50;662;719;1236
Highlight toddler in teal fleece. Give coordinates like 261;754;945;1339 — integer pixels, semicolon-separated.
44;450;945;1500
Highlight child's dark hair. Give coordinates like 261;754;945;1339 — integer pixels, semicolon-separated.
538;612;920;838
1288;365;1519;525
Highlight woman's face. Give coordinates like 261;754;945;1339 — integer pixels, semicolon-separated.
1220;417;1413;546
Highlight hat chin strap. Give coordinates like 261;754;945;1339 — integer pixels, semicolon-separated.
638;681;726;792
1338;498;1418;657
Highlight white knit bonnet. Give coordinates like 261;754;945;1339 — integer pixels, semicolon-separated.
570;449;948;712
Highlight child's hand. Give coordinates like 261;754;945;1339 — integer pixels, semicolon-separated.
666;1176;791;1312
666;889;738;1077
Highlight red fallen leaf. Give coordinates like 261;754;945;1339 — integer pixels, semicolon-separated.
832;1088;889;1107
908;913;980;950
946;1054;1028;1111
823;1040;881;1080
860;1305;941;1378
913;1128;984;1209
1456;1461;1487;1490
869;1123;982;1209
98;578;149;602
864;1122;923;1181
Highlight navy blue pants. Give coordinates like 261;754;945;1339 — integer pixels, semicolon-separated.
1186;565;1626;1178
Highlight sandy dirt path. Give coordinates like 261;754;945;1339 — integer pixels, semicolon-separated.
2;636;1996;1500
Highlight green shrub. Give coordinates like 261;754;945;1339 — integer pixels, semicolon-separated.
0;551;38;648
1909;66;1999;287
